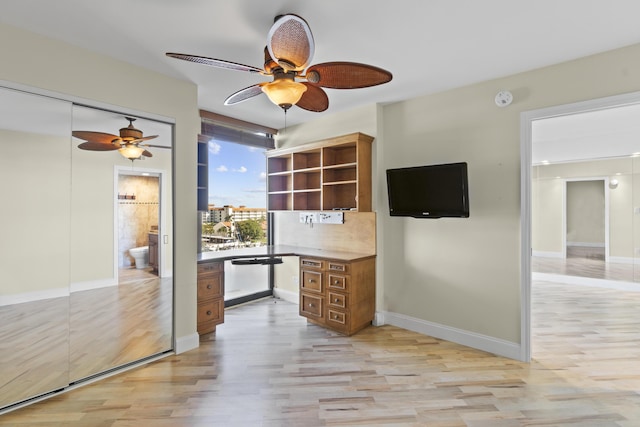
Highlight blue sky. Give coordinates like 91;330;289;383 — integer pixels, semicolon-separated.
208;140;266;208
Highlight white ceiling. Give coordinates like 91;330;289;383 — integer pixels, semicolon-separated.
533;104;640;165
3;0;640;132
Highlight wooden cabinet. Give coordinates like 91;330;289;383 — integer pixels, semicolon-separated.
197;261;224;334
148;233;159;272
299;256;375;335
266;132;373;212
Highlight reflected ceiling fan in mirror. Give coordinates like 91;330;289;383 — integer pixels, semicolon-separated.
166;14;392;113
72;117;164;161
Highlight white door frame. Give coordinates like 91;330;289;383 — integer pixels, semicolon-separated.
520;90;640;362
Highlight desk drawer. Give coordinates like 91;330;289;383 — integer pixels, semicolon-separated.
197;274;223;299
327;261;349;273
300;293;323;319
327;273;349;292
326;308;349;334
327;291;348;309
198;261;223;274
300;258;324;270
301;270;323;293
197;299;224;332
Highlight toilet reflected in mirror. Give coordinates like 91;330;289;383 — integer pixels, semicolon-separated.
129;246;149;269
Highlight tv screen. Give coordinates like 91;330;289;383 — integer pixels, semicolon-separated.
386;162;469;218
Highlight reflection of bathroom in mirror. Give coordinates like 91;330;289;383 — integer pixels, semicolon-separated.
118;172;160;275
0;89;175;410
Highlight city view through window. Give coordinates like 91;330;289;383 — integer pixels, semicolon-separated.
202;139;267;252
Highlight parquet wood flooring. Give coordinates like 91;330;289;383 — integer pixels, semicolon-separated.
2;281;640;426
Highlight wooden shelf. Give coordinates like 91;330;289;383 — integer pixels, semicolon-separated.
265;133;373;212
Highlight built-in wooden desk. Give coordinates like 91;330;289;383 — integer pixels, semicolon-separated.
197;245;376;336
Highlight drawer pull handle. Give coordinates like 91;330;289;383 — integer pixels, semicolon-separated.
308;303;314;307
207;285;212;289
308;279;315;283
334;315;340;319
335;298;340;303
334;280;340;285
206;310;212;316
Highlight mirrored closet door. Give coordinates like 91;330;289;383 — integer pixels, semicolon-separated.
0;88;174;410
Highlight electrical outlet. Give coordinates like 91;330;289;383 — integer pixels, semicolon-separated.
298;212;318;224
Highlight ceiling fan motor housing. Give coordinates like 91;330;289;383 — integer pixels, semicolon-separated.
120;117;143;141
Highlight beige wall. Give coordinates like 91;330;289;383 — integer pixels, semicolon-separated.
532;177;564;254
282;42;640;348
533;159;635;259
0;129;71;295
1;23;200;342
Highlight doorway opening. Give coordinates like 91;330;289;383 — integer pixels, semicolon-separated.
565;179;607;261
522;91;640;361
116;167;168;281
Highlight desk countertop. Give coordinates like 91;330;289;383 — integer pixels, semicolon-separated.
197;245;375;263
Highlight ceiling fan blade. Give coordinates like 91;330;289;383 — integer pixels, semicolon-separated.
144;144;171;149
166;53;264;73
267;14;314;71
141;150;153;158
306;62;392;89
72;131;119;144
295;83;329;112
132;135;159;142
224;84;265;105
77;141;120;151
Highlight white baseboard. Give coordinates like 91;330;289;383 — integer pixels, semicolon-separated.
377;310;523;361
71;278;117;293
567;242;605;248
273;287;298;304
175;332;199;354
532;250;564;258
608;256;638;265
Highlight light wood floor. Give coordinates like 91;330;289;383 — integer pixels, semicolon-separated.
2;279;640;426
532;247;640;283
0;268;172;410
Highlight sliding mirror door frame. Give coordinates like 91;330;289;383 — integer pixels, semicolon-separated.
0;85;176;412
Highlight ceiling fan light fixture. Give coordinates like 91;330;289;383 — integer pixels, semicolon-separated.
261;79;307;110
119;144;145;160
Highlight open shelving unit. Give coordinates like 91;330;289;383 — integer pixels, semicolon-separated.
197;135;209;212
265;132;373;212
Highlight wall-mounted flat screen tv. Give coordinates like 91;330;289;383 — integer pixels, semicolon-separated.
386;162;469;218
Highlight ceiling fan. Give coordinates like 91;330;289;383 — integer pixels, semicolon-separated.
166;14;393;112
72;117;164;161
